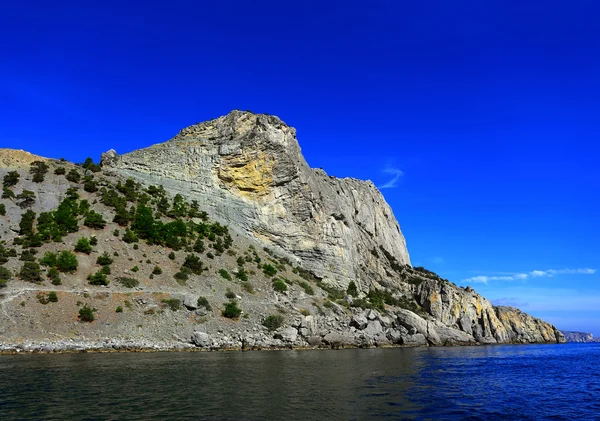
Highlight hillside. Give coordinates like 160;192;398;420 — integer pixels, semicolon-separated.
0;111;565;352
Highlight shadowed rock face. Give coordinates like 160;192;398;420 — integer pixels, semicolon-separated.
102;110;410;290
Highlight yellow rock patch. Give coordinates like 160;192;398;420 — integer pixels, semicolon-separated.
0;148;49;168
218;151;274;199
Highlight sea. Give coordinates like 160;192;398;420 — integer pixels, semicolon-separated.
0;343;598;420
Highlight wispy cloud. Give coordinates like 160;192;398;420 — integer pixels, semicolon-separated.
379;168;404;189
491;297;529;308
462;268;596;284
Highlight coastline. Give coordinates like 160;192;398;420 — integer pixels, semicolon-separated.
0;338;566;355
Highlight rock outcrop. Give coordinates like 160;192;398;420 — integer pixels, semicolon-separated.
561;331;597;343
101;110;410;291
0;149;50;169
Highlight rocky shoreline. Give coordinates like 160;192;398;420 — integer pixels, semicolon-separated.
1;306;566;355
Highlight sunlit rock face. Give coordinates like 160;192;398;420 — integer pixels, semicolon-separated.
102;110;411;290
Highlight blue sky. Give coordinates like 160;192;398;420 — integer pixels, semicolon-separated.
1;1;599;334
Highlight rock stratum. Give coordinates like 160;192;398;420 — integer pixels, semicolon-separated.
0;111;564;353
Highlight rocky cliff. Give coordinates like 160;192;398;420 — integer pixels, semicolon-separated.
561;331;597;343
0;111;565;353
101;111;410;292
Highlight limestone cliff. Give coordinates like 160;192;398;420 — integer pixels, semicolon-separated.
561;331;597;343
102;110;410;291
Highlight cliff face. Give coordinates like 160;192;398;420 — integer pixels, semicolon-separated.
102;111;410;291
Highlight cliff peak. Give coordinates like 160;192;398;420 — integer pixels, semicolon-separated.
103;111;411;287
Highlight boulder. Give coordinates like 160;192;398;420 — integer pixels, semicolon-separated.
351;314;369;330
401;334;428;346
191;331;212;348
275;327;298;343
182;295;198;310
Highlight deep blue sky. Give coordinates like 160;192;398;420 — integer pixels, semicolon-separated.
1;1;599;334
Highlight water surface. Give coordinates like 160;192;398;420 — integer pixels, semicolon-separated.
1;343;598;420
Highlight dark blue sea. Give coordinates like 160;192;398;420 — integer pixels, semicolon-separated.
0;343;598;420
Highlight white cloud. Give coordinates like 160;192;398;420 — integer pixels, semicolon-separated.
462;268;596;284
379;168;404;189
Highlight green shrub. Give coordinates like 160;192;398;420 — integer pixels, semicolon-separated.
152;266;162;275
173;270;189;285
0;266;12;286
317;281;345;300
19;249;36;262
19;209;36;236
48;291;58;302
235;267;248;282
48;267;61;285
193;238;205;253
19;261;42;282
236;256;245;267
65;169;81;183
116;277;139;288
74;237;92;254
197;296;212;310
262;263;277;277
347;281;359;297
100;265;111;275
183;254;205;275
272;278;288;293
30;161;49;183
242;281;255;294
0;203;5;216
263;314;284;331
3;171;20;188
2;187;15;199
83;211;106;229
219;269;232;280
81;157;101;173
298;280;314;295
83;180;98;193
87;271;108;286
96;252;113;266
225;289;236;299
56;251;78;273
78;304;96;322
131;266;139;273
39;251;58;267
123;229;139;244
116;306;123;313
168;251;176;260
54;167;66;175
222;301;242;319
162;298;181;311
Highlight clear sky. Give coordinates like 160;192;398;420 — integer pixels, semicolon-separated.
1;1;599;335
